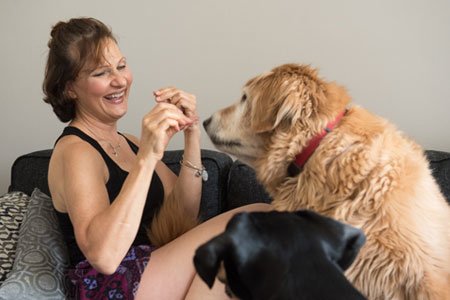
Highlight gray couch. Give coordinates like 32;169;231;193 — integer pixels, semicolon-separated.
0;149;272;299
0;148;449;299
8;149;272;221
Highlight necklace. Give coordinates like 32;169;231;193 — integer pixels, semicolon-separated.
81;125;121;157
107;142;121;157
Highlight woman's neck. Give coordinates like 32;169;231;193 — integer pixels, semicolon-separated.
70;116;123;157
71;115;118;137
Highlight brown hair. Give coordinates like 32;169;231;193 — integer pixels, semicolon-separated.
43;17;117;122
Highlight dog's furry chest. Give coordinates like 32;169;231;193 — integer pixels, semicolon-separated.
261;135;413;224
257;109;417;222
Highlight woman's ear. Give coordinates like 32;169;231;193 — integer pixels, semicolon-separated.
64;81;77;100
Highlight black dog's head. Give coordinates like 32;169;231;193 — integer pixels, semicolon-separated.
193;210;366;300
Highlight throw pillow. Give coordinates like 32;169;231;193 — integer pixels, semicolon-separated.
0;188;70;299
0;191;30;285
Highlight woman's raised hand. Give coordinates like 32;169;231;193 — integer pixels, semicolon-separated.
153;87;199;132
139;87;198;162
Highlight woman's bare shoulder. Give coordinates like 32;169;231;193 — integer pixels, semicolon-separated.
49;135;108;210
52;135;103;163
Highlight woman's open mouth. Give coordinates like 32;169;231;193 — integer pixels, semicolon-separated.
104;90;125;103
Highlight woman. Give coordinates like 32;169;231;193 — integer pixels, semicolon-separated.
44;17;270;299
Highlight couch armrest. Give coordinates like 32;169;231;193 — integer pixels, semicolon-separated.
9;149;233;221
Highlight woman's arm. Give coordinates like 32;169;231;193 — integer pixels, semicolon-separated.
155;87;202;218
52;139;157;275
174;124;202;218
50;103;193;274
147;88;203;245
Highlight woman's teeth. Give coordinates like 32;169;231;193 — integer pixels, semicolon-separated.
105;91;125;100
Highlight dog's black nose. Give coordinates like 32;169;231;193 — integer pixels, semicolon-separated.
203;117;212;129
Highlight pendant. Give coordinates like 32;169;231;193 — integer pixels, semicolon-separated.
195;169;208;182
109;143;120;157
201;169;208;182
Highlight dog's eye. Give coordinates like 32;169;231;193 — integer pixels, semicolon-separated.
241;94;247;102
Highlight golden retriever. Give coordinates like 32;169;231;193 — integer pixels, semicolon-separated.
203;63;450;299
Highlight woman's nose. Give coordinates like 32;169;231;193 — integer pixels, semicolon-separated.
111;71;127;87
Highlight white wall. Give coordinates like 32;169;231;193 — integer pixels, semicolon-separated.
1;0;449;194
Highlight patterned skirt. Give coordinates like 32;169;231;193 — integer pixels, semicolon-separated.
68;245;155;300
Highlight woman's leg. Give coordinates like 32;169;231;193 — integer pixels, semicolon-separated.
184;274;233;300
185;275;235;300
135;203;271;300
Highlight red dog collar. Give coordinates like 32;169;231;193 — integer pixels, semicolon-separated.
289;110;347;176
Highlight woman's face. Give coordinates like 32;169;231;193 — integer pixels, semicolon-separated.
68;39;133;123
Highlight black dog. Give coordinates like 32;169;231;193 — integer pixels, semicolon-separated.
194;210;366;300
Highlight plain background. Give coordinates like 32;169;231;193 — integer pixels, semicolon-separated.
1;0;449;194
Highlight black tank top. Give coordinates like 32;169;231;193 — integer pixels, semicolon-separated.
53;126;165;267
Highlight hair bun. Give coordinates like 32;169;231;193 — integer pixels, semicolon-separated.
50;21;67;39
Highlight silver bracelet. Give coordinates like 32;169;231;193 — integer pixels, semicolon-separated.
180;156;208;182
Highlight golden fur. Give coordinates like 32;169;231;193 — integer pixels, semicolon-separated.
147;192;199;246
204;64;450;299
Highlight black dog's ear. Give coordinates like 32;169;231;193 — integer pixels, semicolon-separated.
336;223;366;270
193;234;230;288
294;210;366;271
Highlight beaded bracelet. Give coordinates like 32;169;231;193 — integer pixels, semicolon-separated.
180;156;208;182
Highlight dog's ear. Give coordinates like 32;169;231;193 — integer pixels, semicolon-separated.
249;82;316;133
249;65;328;133
295;210;365;271
335;223;366;270
273;81;351;132
274;90;314;129
193;234;230;288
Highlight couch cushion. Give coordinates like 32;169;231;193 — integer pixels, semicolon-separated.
225;160;272;211
0;189;70;299
426;150;450;204
9;149;233;221
225;150;450;210
162;149;232;220
9;150;52;197
0;192;30;285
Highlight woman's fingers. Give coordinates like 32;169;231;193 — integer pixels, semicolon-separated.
143;103;194;136
153;87;197;118
153;87;178;102
140;99;198;159
171;96;196;114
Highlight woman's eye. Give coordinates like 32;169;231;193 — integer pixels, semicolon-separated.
117;64;126;70
92;70;107;77
241;94;247;102
93;72;105;77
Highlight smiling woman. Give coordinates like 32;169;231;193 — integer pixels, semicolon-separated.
43;18;119;123
66;40;132;124
41;17;271;300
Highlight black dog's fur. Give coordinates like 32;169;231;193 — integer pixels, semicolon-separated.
194;210;366;300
